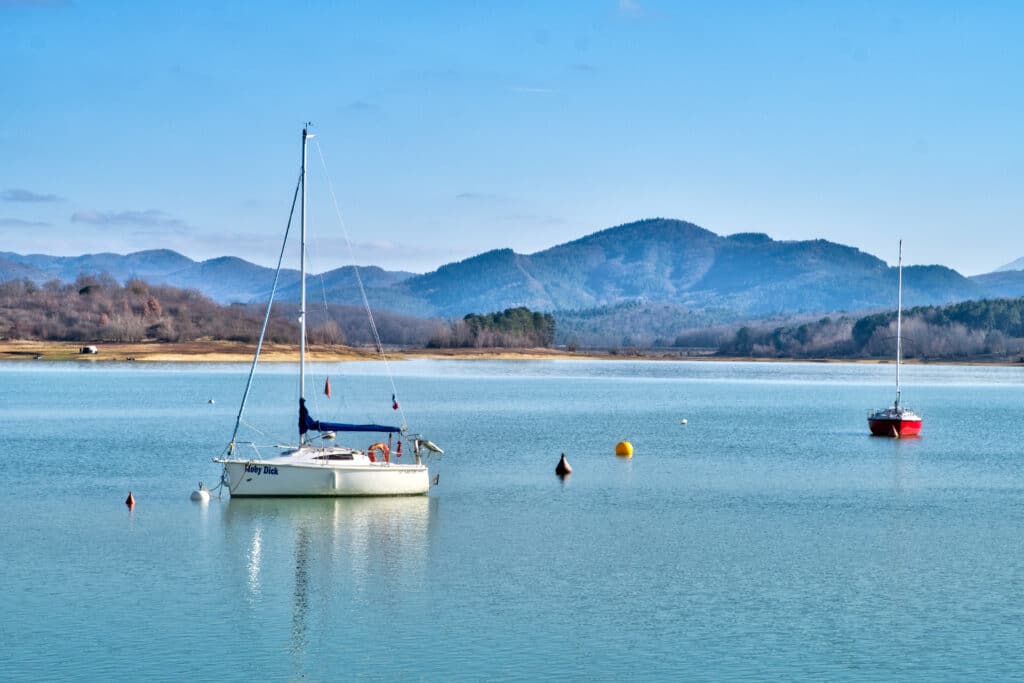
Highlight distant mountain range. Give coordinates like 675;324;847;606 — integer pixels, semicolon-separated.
0;249;414;305
3;218;1023;321
996;256;1024;272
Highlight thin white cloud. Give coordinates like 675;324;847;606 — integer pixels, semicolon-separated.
2;188;64;202
618;0;643;15
71;209;188;229
507;86;557;94
312;237;462;263
0;0;72;6
616;0;665;20
455;192;507;202
344;100;380;112
499;212;566;226
0;217;52;227
130;228;455;273
399;67;462;84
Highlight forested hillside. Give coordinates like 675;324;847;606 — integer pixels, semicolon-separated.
716;298;1024;360
0;277;552;349
0;275;293;343
389;219;984;317
0;275;441;346
425;307;556;348
554;301;740;349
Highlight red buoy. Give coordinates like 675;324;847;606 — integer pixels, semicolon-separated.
125;491;135;508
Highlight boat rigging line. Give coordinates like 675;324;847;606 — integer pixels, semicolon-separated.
227;168;303;453
313;138;408;430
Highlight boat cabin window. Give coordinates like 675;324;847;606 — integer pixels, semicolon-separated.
314;453;354;461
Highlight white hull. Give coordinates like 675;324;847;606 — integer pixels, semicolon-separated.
217;448;429;497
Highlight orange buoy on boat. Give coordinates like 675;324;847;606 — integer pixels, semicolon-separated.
367;442;390;463
125;491;135;508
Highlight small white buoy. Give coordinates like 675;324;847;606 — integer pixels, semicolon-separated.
190;482;210;502
680;418;688;425
323;431;336;440
208;399;215;404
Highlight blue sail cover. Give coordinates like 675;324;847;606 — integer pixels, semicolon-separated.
299;398;401;435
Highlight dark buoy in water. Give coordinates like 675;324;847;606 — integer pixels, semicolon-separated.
555;452;572;477
125;491;135;508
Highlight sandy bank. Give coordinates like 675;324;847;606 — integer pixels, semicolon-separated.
2;340;1021;366
0;340;589;363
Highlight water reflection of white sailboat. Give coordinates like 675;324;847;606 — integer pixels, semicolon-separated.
222;497;432;673
224;497;432;604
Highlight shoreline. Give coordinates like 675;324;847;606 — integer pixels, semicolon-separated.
1;340;1023;367
0;340;590;363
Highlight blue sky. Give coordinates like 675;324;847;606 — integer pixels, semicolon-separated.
1;1;1022;275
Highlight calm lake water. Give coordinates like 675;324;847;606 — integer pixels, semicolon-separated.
2;359;1023;681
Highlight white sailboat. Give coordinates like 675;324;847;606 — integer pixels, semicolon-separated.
214;127;442;496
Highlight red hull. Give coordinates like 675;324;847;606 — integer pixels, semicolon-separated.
868;417;922;437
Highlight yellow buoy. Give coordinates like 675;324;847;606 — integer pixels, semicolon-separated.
615;441;633;458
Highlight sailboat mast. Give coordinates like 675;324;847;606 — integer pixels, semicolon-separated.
895;239;903;410
299;126;309;430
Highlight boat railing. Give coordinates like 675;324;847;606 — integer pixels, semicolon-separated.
218;440;279;461
867;407;922;419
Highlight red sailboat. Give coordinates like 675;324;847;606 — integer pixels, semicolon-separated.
868;240;922;437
